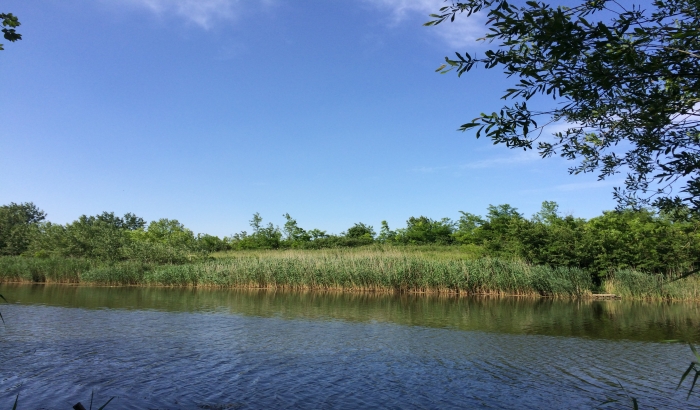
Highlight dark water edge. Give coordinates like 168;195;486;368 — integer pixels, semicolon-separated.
2;284;700;409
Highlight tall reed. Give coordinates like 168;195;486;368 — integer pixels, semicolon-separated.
4;250;699;299
138;249;593;297
0;256;94;283
603;269;700;300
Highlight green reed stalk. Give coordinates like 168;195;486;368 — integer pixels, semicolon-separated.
137;250;593;297
3;250;699;299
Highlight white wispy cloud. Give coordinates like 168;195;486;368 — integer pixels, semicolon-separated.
113;0;250;29
364;0;487;48
411;151;540;174
459;151;540;169
550;180;617;192
519;179;623;194
541;121;578;136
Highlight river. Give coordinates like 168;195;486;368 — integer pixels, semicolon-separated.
1;284;699;409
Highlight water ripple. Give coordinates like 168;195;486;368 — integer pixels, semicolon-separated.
0;290;699;409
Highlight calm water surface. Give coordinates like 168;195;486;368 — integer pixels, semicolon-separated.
1;284;700;409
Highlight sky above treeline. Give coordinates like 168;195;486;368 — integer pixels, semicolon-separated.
0;0;620;237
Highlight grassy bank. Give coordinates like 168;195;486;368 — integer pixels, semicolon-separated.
1;248;699;299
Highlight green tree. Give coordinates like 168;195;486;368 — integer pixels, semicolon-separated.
516;202;588;268
93;211;145;231
452;211;485;244
249;212;263;233
396;216;455;244
345;222;376;240
308;228;329;240
532;201;561;225
470;205;524;254
377;220;397;243
0;202;46;255
143;218;196;249
29;212;193;262
59;215;129;261
283;213;311;243
231;213;281;249
580;208;700;275
1;13;21;51
427;0;700;211
196;234;228;252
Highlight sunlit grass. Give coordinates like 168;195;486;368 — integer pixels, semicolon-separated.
141;249;593;297
603;269;700;300
2;249;700;299
0;257;94;283
211;244;485;261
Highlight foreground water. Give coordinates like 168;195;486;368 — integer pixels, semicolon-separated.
1;285;699;409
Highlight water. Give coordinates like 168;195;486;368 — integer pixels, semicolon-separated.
1;285;699;409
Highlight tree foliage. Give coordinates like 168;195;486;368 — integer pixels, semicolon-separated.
3;203;697;278
427;0;700;211
23;210;203;264
394;216;455;244
0;202;45;255
227;213;283;249
283;213;311;243
453;202;700;276
0;13;21;51
345;222;376;239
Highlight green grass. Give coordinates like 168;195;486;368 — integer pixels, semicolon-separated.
603;269;700;300
2;248;699;299
211;244;485;261
0;256;95;283
122;248;593;297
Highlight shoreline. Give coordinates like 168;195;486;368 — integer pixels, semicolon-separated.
1;250;698;300
0;280;689;301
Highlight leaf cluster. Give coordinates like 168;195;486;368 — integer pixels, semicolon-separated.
451;202;699;277
0;202;46;256
0;205;210;264
0;13;21;51
677;344;700;399
427;0;700;211
226;214;376;250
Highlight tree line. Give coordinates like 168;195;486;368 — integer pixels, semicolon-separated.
1;201;698;277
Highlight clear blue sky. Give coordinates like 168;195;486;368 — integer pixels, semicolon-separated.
0;0;619;237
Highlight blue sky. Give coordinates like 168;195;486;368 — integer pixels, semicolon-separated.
0;0;620;237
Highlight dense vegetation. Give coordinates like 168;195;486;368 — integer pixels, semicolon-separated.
208;203;700;277
1;201;699;298
217;202;700;279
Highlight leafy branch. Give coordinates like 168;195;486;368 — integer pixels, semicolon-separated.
677;343;700;399
0;13;21;51
426;0;700;212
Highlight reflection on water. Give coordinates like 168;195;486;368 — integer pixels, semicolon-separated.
1;284;699;408
4;284;700;342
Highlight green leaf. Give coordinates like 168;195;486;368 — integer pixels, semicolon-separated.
690;343;700;362
676;361;697;392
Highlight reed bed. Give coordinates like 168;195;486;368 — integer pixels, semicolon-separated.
2;249;699;299
142;249;593;297
0;256;94;283
603;269;700;300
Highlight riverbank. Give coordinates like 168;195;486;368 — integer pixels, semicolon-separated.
1;249;699;300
